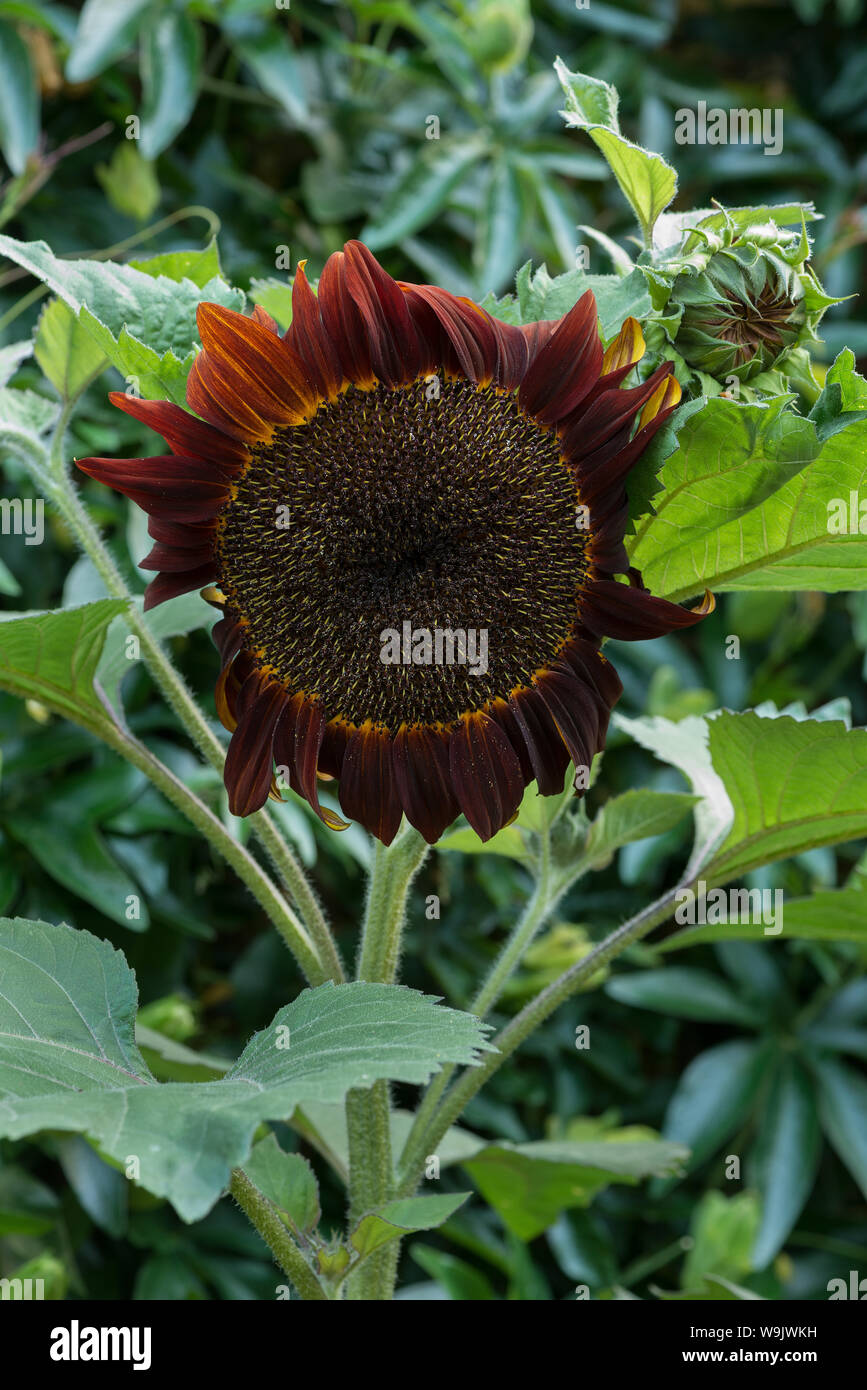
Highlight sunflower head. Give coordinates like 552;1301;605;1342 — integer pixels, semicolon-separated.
77;241;712;846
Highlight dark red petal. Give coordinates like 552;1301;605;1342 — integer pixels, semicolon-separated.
318;250;376;388
519;291;602;425
449;712;524;841
520;319;559;361
558;640;623;743
196;303;314;422
76;455;231;523
392;724;460;844
143;563;216;611
339;722;403;845
508;685;571;795
490;318;529;390
108;392;247;468
581;578;715;640
286;261;343;401
562;360;675;461
186;351;274;443
250;304;280;335
344;241;422;388
224;673;287;816
140;539;215;572
401;284;498;385
275;695;349;830
486;698;534;784
534;663;604;774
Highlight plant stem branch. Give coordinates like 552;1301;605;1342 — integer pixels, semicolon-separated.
345;824;428;1300
396;885;683;1194
230;1170;329;1300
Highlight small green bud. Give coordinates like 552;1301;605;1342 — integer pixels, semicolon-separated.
467;0;533;73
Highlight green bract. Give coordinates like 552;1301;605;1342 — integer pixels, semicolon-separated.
640;211;842;398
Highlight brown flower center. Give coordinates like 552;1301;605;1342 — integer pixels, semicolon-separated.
215;376;588;729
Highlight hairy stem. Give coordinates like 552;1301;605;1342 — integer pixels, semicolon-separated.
345;825;429;1300
230;1170;329;1301
396;886;683;1194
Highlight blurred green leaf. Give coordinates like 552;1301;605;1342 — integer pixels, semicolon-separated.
659;1040;770;1177
813;1056;867;1198
606;967;762;1027
750;1060;821;1267
464;1136;688;1239
362;135;488;251
139;8;202;159
65;0;152;83
0;17;39;175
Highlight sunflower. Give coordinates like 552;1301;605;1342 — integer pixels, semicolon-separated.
77;241;712;845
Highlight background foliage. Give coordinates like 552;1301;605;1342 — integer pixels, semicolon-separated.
0;0;866;1301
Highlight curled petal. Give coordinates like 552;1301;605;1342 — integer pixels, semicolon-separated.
224;673;287;816
287;260;343;400
581;577;715;640
344;241;422;388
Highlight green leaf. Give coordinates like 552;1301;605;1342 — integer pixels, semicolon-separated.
620;709;867;886
582;789;697;869
129;241;221;288
0;17;39;175
95;142;160;223
65;0;151;83
632;404;867;600
555;59;676;244
682;1191;760;1290
243;1134;320;1235
289;1101;486;1182
661;885;867;951
234;28;307;126
0;601;128;734
658;1040;769;1178
464;1137;688;1240
0;232;244;403
410;1245;497;1300
809;349;867;441
475;155;522;296
362;135;488;251
0;918;493;1220
351;1193;469;1260
96;590;213;716
705;710;867;882
750;1060;821;1267
813;1056;867;1198
605;968;762;1028
34;298;108;403
249;277;293;331
139;8;201;159
627;397;822;601
491;261;651;339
